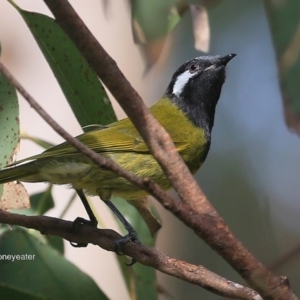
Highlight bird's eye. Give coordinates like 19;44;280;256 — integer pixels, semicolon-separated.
188;63;199;74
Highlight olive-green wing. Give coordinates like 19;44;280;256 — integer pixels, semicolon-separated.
11;99;191;166
10;118;150;165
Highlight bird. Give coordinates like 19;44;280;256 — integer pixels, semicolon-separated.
0;53;235;254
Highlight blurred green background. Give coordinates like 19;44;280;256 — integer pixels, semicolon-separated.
146;0;300;298
1;0;300;299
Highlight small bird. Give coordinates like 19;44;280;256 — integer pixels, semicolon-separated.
0;54;235;252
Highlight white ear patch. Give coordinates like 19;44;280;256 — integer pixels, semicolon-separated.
172;70;197;96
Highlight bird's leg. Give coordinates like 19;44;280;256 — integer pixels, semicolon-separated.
103;199;141;266
75;189;98;227
70;189;98;248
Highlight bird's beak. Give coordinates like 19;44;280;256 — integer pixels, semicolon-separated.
204;53;236;71
216;53;236;67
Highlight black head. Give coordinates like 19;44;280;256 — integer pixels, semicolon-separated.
165;54;236;136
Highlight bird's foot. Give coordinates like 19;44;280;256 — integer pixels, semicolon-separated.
70;217;98;248
114;228;141;266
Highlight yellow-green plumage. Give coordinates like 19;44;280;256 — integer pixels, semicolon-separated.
0;97;207;200
0;54;235;205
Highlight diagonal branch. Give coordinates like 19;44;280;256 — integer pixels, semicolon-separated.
0;61;172;203
0;0;297;298
0;209;262;300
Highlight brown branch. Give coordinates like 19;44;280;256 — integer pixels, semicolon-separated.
0;56;262;300
269;243;300;272
39;4;294;299
0;61;176;206
42;0;207;209
1;0;297;298
0;210;262;300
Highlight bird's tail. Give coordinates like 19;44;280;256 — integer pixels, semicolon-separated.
0;164;37;184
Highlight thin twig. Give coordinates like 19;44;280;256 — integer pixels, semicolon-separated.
1;0;298;298
0;209;262;300
40;3;297;299
0;59;262;298
0;61;175;205
0;63;264;300
269;243;300;271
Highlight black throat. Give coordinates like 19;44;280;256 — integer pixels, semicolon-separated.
165;70;225;139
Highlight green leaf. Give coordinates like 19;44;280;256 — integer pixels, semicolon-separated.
45;235;64;255
127;198;161;237
130;0;188;66
30;185;54;215
26;185;65;255
113;198;158;300
0;228;108;300
264;1;300;132
0;71;19;170
131;0;182;42
11;3;117;128
0;67;19;200
20;132;54;150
